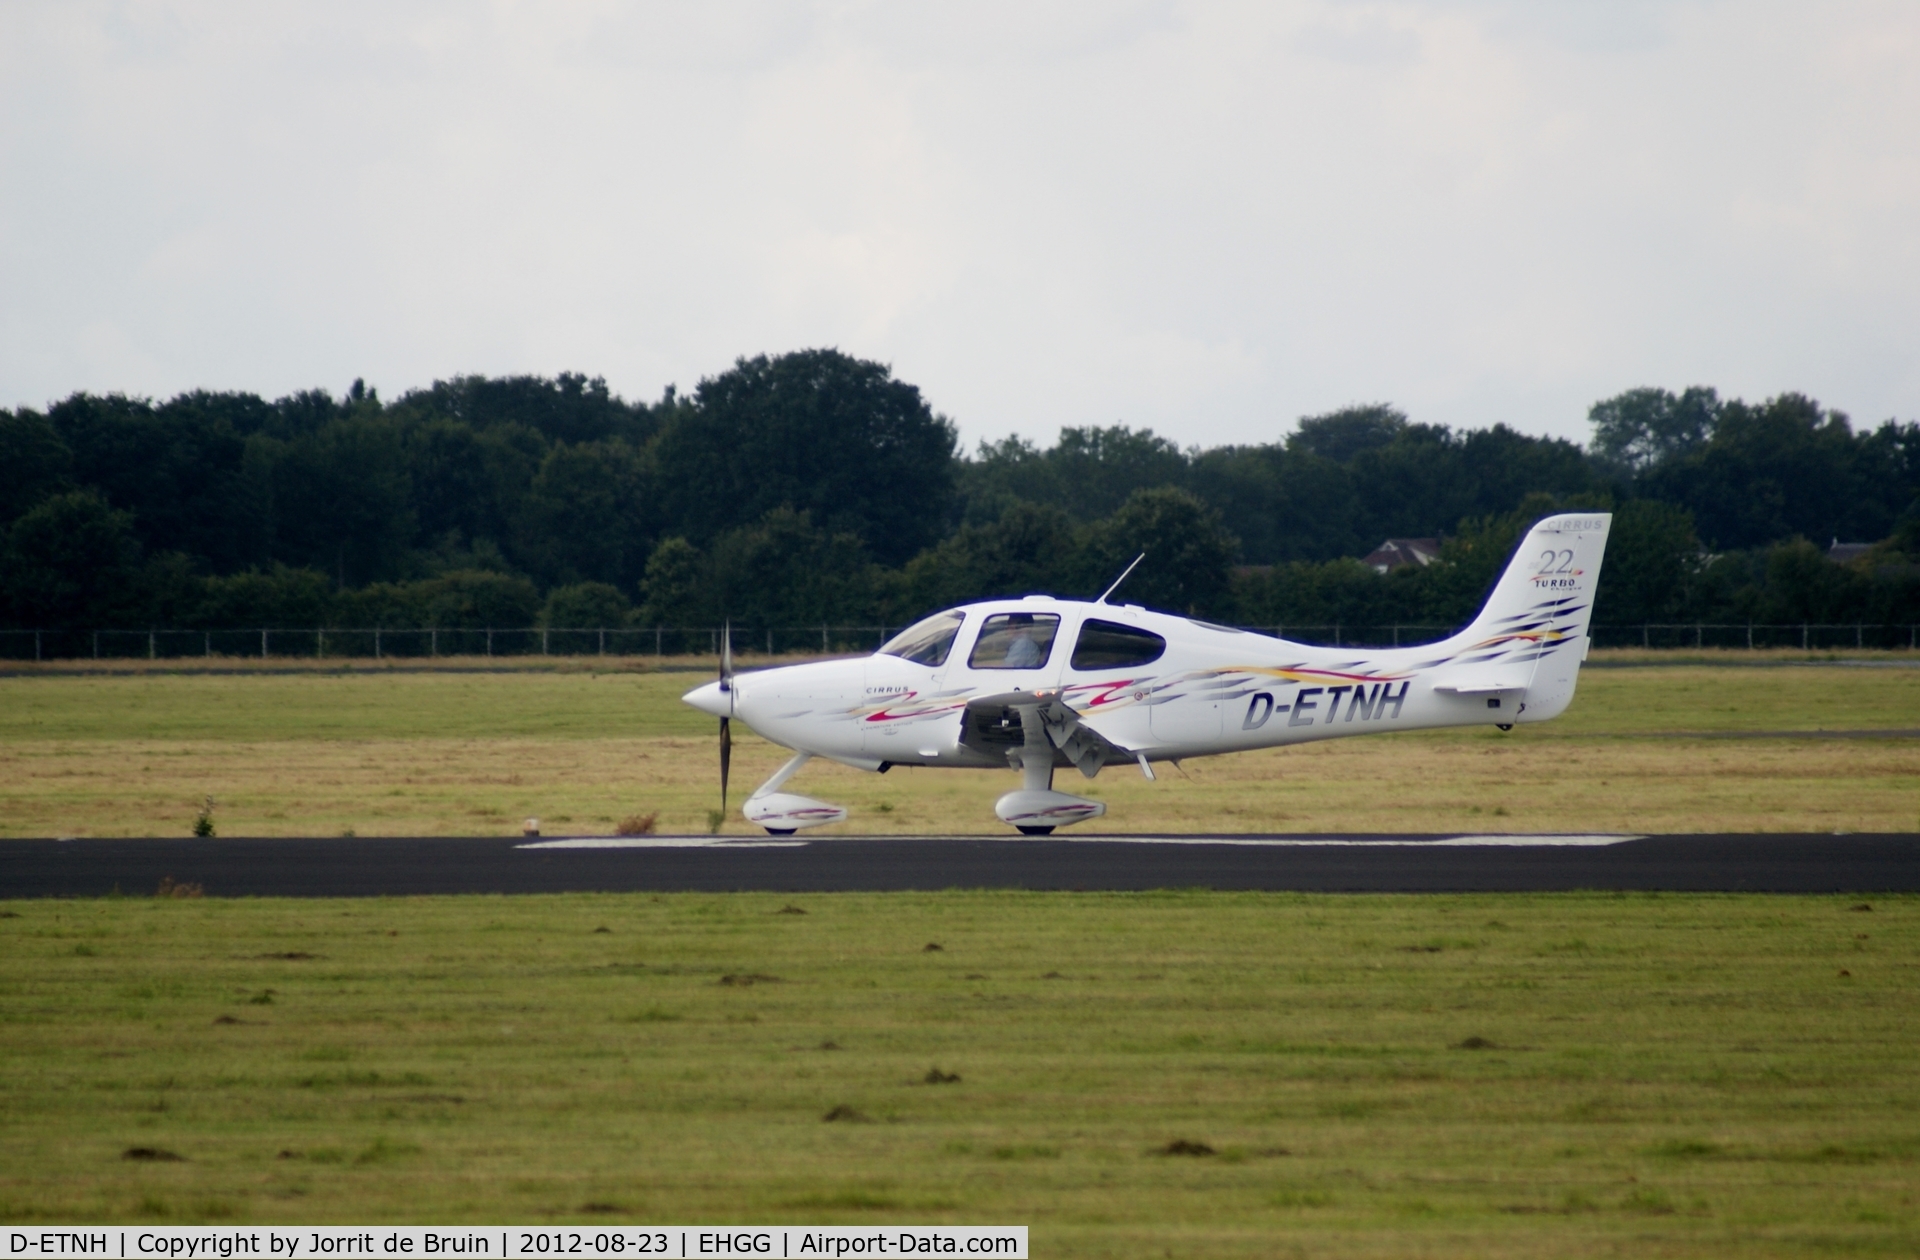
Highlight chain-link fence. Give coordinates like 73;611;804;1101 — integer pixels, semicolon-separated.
3;618;1920;660
0;625;906;661
1;621;1916;662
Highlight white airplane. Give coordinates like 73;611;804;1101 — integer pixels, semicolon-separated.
684;512;1611;834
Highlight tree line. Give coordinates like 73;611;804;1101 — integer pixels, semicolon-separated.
2;349;1917;645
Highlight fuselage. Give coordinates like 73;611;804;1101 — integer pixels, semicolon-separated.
682;592;1589;773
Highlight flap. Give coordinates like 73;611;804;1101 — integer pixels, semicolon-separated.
960;689;1138;774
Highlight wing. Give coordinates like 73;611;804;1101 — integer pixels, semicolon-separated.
959;689;1140;779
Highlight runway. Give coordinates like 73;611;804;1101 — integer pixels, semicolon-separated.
3;832;1917;897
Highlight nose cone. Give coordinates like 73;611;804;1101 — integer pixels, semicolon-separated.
683;679;732;718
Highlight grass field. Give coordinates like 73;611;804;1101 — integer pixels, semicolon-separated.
0;891;1914;1256
1;660;1917;837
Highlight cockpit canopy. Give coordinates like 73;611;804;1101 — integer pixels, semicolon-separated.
880;606;1168;672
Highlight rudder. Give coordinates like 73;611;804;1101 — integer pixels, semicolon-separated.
1452;513;1612;722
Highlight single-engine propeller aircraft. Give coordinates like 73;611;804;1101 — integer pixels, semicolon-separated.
684;513;1611;834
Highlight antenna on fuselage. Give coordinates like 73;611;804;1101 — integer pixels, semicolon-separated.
1095;553;1146;605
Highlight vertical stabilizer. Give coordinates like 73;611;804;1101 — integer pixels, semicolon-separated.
1447;513;1612;723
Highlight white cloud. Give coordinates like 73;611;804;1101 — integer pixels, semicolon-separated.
2;0;1917;445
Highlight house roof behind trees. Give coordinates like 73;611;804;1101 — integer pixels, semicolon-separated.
1361;538;1442;574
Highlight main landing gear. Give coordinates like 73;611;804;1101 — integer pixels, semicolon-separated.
992;702;1104;835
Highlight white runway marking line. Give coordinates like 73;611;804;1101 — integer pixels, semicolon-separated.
518;837;809;849
518;834;1643;850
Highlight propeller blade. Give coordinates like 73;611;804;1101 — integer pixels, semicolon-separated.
718;621;735;816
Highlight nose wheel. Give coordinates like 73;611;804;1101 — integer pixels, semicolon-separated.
740;752;848;834
1015;825;1055;836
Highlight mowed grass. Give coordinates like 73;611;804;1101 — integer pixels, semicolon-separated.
0;891;1915;1256
2;662;1918;837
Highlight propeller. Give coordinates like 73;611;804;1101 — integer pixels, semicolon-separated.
718;620;734;813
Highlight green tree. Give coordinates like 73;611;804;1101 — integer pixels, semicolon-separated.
1406;494;1564;627
541;582;632;628
336;571;541;629
1190;444;1362;563
1593;500;1700;624
270;414;416;585
403;417;543;560
387;373;656;447
512;439;652;589
1587;386;1720;476
1757;538;1871;623
1077;487;1238;615
1288;403;1408;464
0;409;73;527
640;538;708;625
1;491;143;628
196;566;336;628
705;508;876;627
48;391;267;573
960;425;1190;526
1643;393;1912;549
652;350;958;565
898;501;1080;614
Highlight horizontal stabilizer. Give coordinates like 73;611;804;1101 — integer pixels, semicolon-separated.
1433;669;1534;695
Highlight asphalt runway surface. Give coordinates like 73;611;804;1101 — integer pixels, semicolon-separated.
3;832;1918;897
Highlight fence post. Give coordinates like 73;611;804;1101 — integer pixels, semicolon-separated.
94;631;100;660
1695;623;1703;649
656;627;663;657
1642;624;1649;648
317;628;323;658
541;627;548;656
486;628;493;658
1333;623;1341;647
1856;624;1863;649
598;628;605;656
1801;623;1808;650
149;630;156;660
1392;625;1399;647
35;630;41;662
822;624;829;653
260;628;267;658
204;631;211;658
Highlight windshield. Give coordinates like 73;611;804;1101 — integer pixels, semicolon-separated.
879;611;964;666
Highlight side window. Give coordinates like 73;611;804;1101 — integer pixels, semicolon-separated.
879;611;964;667
968;613;1060;670
1071;618;1166;669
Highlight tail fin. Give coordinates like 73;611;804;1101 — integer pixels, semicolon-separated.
1445;513;1612;723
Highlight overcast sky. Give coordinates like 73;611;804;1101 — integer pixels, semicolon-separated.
3;1;1917;451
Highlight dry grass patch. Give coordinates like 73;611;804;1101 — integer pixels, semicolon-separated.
1;666;1915;837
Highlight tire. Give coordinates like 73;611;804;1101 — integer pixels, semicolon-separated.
764;827;797;836
1015;825;1055;836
